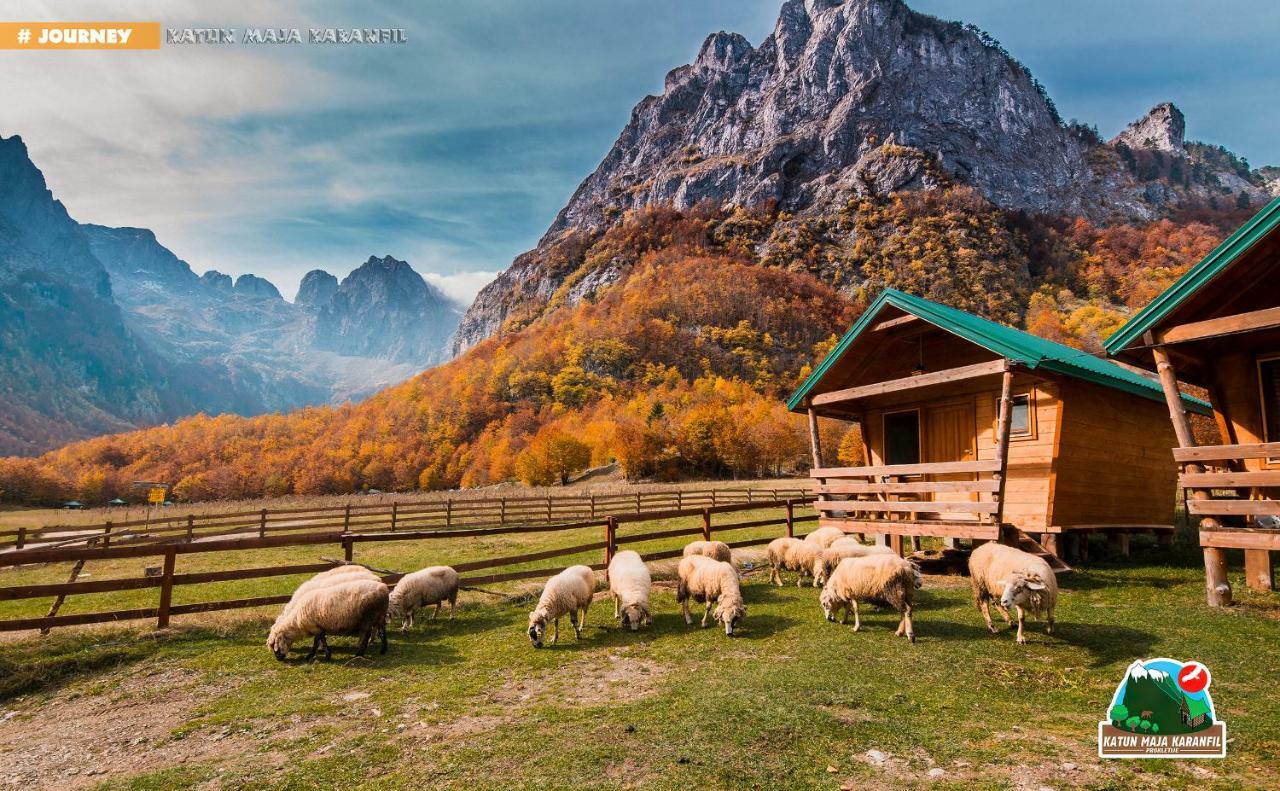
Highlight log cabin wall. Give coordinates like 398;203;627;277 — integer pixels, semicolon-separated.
1048;381;1182;527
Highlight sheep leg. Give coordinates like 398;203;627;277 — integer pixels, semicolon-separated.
379;623;388;655
448;591;457;619
701;601;712;628
305;635;321;661
355;628;372;657
850;600;861;632
838;601;848;626
402;610;413;633
432;601;443;621
1015;606;1027;644
681;598;692;626
551;617;559;644
1046;609;1055;635
613;593;621;620
994;603;1013;624
580;601;589;630
896;604;915;643
977;598;998;634
770;563;780;586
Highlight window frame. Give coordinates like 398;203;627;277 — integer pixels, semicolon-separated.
881;408;922;467
994;391;1036;441
1256;353;1280;466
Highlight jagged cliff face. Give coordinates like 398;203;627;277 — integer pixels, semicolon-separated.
455;0;1277;353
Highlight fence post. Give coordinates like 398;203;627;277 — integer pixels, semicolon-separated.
747;489;754;504
702;508;712;542
343;536;354;562
103;521;113;549
590;494;596;519
15;527;25;550
785;499;795;538
186;514;194;543
635;492;641;513
605;517;617;570
711;490;718;508
258;509;267;538
446;499;453;528
343;503;351;532
156;546;176;629
391;502;398;532
676;490;683;511
500;497;507;525
546;496;552;523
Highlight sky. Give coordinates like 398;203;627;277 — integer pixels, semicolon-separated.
2;0;1277;304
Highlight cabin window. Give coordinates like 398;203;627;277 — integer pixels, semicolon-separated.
883;410;921;465
1259;355;1280;448
994;392;1035;439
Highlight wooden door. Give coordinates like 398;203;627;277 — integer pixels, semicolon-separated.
924;401;977;509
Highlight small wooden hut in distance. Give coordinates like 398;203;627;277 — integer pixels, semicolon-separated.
1106;197;1280;605
787;288;1210;561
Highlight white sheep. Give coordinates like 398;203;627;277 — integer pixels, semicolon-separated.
527;565;596;648
968;542;1058;644
280;564;380;618
607;550;652;631
813;539;896;586
388;565;460;631
268;577;389;661
803;526;847;548
819;554;922;642
681;540;733;564
766;536;822;587
676;555;746;636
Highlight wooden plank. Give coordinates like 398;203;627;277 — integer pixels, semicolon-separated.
1200;528;1280;551
818;518;999;540
451;541;607;573
0;574;163;601
816;499;998;514
459;562;606;588
1158;305;1280;345
171;562;335;586
871;314;921;332
712;517;789;533
613;526;705;546
1188;500;1280;516
812;460;1002;478
1173;442;1280;462
810;360;1007;406
0;607;161;633
169;595;292;616
816;480;999;495
1180;470;1280;488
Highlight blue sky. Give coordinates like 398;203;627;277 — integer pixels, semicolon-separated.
3;0;1276;303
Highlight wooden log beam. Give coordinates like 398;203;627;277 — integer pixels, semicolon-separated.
816;498;999;514
817;518;999;540
807;405;823;469
1157;305;1280;345
1244;550;1274;592
993;368;1015;533
813;460;1002;478
810;360;1007;407
871;314;921;332
1173;442;1280;462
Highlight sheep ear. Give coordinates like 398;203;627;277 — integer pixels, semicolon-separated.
1026;581;1046;590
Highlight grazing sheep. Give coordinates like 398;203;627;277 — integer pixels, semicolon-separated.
281;564;380;618
813;540;896;586
676;555;746;636
681;540;733;564
766;537;822;587
388;565;460;631
527;565;596;648
968;542;1057;644
608;550;652;631
819;554;922;642
803;526;847;548
268;577;389;661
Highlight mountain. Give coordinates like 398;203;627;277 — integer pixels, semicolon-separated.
0;136;464;455
313;256;459;365
1115;661;1205;735
455;0;1276;352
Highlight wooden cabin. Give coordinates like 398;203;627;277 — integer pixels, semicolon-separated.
1106;196;1280;605
787;288;1211;563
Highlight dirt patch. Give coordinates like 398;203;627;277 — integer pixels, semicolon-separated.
0;664;308;790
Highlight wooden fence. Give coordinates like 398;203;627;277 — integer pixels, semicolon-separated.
0;486;809;553
0;495;817;633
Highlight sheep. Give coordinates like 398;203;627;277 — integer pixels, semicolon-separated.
681;540;733;564
803;526;847;548
968;542;1058;644
607;550;652;631
527;565;596;648
676;555;746;636
818;554;923;642
813;540;896;586
267;577;389;661
280;564;380;618
387;565;460;631
766;536;822;587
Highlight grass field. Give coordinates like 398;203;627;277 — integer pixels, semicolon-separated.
0;517;1277;790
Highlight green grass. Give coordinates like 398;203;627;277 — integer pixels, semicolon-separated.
1;528;1277;789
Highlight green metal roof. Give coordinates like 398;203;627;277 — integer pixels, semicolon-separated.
786;288;1212;415
1105;195;1280;356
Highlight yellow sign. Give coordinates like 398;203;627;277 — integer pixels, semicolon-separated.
148;487;166;504
0;22;161;50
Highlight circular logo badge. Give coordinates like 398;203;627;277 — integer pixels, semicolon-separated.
1177;661;1210;694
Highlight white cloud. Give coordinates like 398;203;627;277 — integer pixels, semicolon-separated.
422;270;498;305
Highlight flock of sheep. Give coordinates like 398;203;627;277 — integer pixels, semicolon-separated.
265;526;1059;660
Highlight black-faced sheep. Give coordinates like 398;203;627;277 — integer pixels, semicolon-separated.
607;550;652;631
803;526;847;548
766;536;822;587
676;555;746;636
818;554;922;642
268;577;389;661
528;565;596;648
968;542;1057;644
681;540;732;564
388;565;460;631
813;539;896;586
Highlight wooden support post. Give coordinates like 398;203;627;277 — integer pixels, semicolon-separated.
676;490;683;511
889;534;904;557
635;493;641;514
785;500;795;538
1157;531;1175;550
1108;532;1131;558
1152;345;1229;606
390;502;399;532
103;521;113;549
547;496;554;522
590;494;596;519
258;509;267;538
343;537;354;562
156;547;176;630
807;405;823;469
446;499;453;528
711;490;718;507
701;508;712;542
747;489;754;504
343;503;351;532
15;527;25;550
186;514;194;543
500;497;507;525
993;366;1015;535
1244;550;1274;592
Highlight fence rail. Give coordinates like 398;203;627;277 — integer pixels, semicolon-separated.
0;495;816;633
0;486;809;552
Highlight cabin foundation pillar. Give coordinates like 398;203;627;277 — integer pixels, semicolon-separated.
1107;532;1130;558
1244;550;1274;592
888;534;904;557
1203;546;1232;607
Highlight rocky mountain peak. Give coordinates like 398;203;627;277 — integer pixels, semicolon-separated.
200;270;233;292
1111;102;1186;154
233;273;283;301
295;269;338;309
